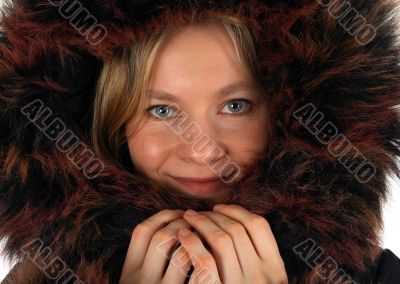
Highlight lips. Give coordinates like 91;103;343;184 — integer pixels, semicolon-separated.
169;175;225;194
173;176;220;182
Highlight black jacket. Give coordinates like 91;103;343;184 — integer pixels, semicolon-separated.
368;249;400;283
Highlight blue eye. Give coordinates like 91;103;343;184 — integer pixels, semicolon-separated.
146;100;251;120
146;105;178;120
221;100;250;114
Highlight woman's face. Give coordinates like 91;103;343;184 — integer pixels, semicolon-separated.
126;24;270;202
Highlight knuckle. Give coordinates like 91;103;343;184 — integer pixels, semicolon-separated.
223;204;243;212
275;265;288;283
250;214;270;228
251;278;265;284
260;262;288;284
277;278;289;284
191;213;206;221
132;222;152;237
210;231;231;248
225;222;245;235
156;233;178;256
168;218;190;228
196;254;215;270
153;228;176;243
218;204;234;214
190;214;208;226
227;204;241;210
160;209;180;218
278;258;286;270
272;274;289;284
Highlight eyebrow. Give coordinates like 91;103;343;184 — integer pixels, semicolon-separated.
146;81;260;101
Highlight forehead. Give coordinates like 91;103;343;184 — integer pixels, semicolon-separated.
147;23;253;89
147;80;260;102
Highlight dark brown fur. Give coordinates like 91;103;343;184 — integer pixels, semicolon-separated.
1;0;400;283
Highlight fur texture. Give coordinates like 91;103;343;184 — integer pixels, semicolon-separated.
1;0;400;283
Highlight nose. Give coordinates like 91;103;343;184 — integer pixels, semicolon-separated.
174;118;227;167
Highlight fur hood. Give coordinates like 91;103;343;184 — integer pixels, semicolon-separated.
1;0;400;283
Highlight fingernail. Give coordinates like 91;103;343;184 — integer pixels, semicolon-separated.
179;228;191;237
214;204;226;210
185;209;197;216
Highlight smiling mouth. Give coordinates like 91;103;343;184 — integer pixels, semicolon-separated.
169;175;225;194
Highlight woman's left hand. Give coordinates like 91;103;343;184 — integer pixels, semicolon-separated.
177;204;288;284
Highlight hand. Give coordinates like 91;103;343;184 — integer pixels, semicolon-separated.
120;209;199;284
177;204;288;284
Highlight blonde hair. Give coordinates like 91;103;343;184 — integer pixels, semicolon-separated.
92;12;264;171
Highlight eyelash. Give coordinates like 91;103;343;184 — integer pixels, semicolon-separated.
145;99;253;121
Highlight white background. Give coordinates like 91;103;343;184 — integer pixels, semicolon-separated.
0;0;399;280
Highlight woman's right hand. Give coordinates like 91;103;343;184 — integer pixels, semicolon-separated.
119;209;195;284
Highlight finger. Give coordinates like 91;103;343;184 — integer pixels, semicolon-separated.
121;209;184;279
141;218;192;283
161;222;204;284
213;204;281;261
199;211;259;272
157;219;193;260
178;228;221;284
182;210;241;283
163;245;192;284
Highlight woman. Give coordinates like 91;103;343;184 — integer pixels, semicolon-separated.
96;20;284;283
0;0;400;283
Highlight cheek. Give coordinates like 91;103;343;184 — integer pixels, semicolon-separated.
237;125;268;151
223;117;270;162
127;129;173;173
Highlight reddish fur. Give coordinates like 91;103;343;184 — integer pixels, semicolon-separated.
1;0;400;283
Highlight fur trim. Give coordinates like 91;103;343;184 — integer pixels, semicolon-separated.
1;0;400;282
